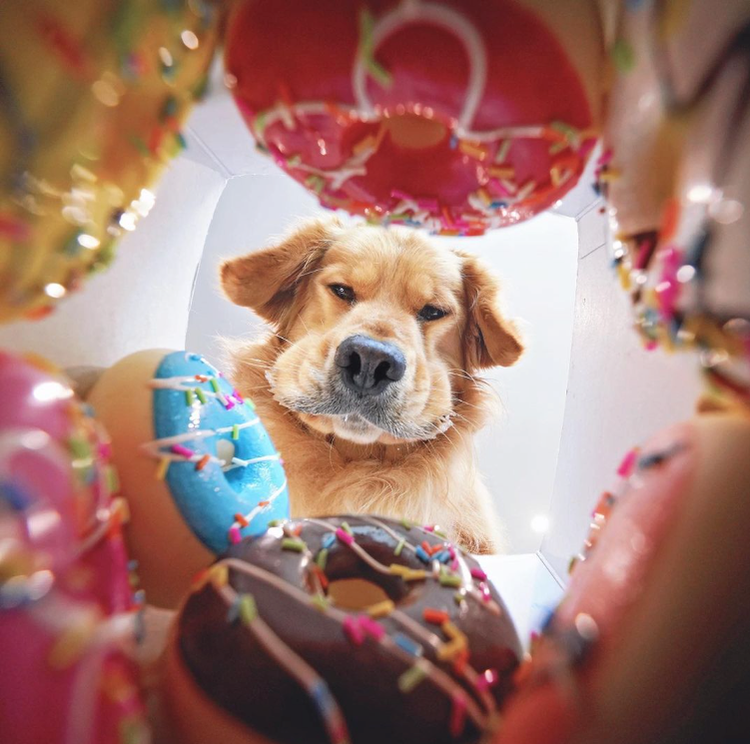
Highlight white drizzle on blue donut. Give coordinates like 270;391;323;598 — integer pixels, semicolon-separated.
142;352;289;554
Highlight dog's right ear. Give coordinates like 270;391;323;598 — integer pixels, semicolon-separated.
220;218;342;327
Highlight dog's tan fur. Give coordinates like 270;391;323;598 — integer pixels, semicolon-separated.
220;219;523;553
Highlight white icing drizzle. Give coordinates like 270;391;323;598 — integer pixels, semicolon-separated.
139;419;261;465
351;1;487;131
215;557;491;733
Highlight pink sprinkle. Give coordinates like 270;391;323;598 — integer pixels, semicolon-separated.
645;340;659;351
232;389;245;403
597;148;613;166
359;616;384;641
423;525;435;532
488;178;511;198
579;137;597;158
98;442;112;459
450;559;459;572
229;525;242;544
335;528;354;546
470;567;488;581
450;692;468;737
616;448;639;478
479;582;491;603
171;444;194;459
476;669;499;691
342;616;364;645
417;197;439;211
225;398;236;410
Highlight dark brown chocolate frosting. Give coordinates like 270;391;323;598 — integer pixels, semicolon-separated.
177;515;521;744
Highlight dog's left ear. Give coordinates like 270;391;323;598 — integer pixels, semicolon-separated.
458;251;524;369
220;217;342;328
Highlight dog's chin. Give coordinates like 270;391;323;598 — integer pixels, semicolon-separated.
331;414;384;445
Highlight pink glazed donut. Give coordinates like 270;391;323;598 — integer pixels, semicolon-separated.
0;351;150;744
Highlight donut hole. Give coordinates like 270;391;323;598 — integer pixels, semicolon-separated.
326;578;390;611
216;438;235;466
317;541;424;609
384;113;448;149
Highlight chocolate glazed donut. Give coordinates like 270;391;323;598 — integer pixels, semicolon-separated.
169;516;522;744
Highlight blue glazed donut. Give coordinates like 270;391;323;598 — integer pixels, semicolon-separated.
145;351;289;553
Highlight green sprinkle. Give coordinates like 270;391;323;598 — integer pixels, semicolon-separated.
433;529;447;539
549;140;567;155
245;399;256;411
185;389;194;406
495;139;511;163
439;572;462;588
232;424;240;440
281;538;306;553
210;378;220;393
195;387;208;405
69;436;92;460
611;37;636;73
129;135;150;157
400;519;412;530
316;548;328;570
268;519;283;527
341;521;353;535
239;594;258;625
454;591;465;606
398;663;428;693
394;538;406;557
310;594;329;613
105;465;120;494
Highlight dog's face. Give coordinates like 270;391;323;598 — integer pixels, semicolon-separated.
221;220;523;445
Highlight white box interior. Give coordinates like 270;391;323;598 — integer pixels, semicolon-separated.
0;69;704;637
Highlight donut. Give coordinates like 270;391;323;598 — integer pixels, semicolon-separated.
0;0;219;323
0;350;149;744
493;413;750;744
87;349;290;609
162;515;522;744
224;0;605;234
598;0;750;407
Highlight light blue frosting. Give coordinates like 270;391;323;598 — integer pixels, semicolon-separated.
152;351;289;554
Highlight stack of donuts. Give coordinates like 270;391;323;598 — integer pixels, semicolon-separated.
1;1;750;744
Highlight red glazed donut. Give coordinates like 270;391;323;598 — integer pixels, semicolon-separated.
162;515;521;744
225;0;605;234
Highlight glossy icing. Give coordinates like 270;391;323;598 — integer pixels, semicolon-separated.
144;351;289;554
225;0;603;234
172;515;521;744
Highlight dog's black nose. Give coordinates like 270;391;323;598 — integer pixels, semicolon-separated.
335;335;406;396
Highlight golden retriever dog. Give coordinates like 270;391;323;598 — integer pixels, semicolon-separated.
220;219;523;553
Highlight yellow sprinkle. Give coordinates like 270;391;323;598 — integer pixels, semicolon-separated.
48;614;99;669
239;594;258;624
367;600;395;618
437;636;467;662
210;564;228;588
389;564;426;581
112;497;130;525
617;262;631;291
156;457;170;480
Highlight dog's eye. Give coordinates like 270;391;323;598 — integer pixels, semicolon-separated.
417;304;449;322
329;284;355;303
